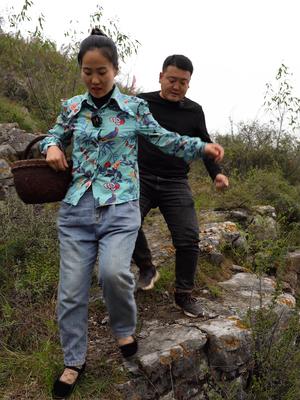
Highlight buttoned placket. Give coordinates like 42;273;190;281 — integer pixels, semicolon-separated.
87;102;104;187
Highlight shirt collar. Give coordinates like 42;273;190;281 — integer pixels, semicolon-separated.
80;86;135;117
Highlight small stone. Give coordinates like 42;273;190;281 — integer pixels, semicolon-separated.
101;316;109;325
231;264;249;273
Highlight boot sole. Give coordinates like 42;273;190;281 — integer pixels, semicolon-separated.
174;303;200;318
141;271;160;291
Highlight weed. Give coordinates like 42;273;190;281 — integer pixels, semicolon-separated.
246;308;300;400
207;284;223;298
153;262;175;293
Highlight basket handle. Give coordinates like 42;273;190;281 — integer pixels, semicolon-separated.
23;135;48;159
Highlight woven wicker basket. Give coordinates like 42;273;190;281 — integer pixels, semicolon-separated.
11;135;72;204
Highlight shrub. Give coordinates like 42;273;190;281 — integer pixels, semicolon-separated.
215;121;300;186
0;195;59;293
0;32;81;130
212;168;300;223
246;308;300;400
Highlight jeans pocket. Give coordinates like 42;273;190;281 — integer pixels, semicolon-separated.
128;200;140;209
58;201;73;217
115;200;141;229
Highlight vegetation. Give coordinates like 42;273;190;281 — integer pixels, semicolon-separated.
0;195;126;399
0;1;300;399
0;0;140;131
0;94;42;131
206;305;300;400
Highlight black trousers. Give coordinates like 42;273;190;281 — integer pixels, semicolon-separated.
132;172;199;291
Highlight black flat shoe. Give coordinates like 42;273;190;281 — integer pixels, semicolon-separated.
52;363;86;399
119;338;138;359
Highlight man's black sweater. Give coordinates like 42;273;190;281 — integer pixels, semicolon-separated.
137;91;221;180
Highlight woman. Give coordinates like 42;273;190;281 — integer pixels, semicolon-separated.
40;28;224;399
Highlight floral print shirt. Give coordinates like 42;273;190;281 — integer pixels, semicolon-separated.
40;86;206;206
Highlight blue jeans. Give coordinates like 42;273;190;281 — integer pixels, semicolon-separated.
57;190;141;366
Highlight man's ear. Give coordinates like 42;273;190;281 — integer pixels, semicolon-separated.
159;72;163;83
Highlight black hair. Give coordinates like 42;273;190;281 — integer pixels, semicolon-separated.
162;54;193;75
77;27;119;69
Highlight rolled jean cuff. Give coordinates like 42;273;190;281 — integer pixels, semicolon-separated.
63;359;86;367
113;329;136;339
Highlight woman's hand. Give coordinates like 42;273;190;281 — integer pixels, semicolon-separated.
204;143;224;162
46;145;68;171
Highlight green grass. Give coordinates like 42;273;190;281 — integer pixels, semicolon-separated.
0;95;44;132
0;340;60;398
0;345;125;400
1;170;300;398
195;259;231;290
153;262;175;293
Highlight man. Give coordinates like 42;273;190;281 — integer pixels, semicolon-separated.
133;55;229;317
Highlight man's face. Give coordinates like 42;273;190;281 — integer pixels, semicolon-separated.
159;65;191;102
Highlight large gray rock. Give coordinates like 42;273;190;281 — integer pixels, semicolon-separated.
3;128;36;157
247;215;278;241
199;207;276;227
1;73;30;101
0;123;40;200
0;123;38;157
218;272;295;315
198;208;278;265
199;221;246;265
117;321;208;399
0;144;18;161
251;205;276;218
196;317;252;375
117;271;296;399
246;206;278;241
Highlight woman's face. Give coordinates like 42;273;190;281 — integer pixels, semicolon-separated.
81;49;118;98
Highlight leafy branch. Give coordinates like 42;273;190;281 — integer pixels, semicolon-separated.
264;63;300;147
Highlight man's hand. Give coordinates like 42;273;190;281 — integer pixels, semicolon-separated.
214;173;229;189
204;143;224;162
46;145;68;171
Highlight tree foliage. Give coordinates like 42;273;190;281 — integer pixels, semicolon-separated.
264;63;300;144
0;0;140;130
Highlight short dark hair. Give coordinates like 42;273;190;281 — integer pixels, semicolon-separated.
77;27;119;69
162;55;193;75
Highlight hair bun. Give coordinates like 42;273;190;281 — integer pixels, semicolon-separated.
91;27;107;37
